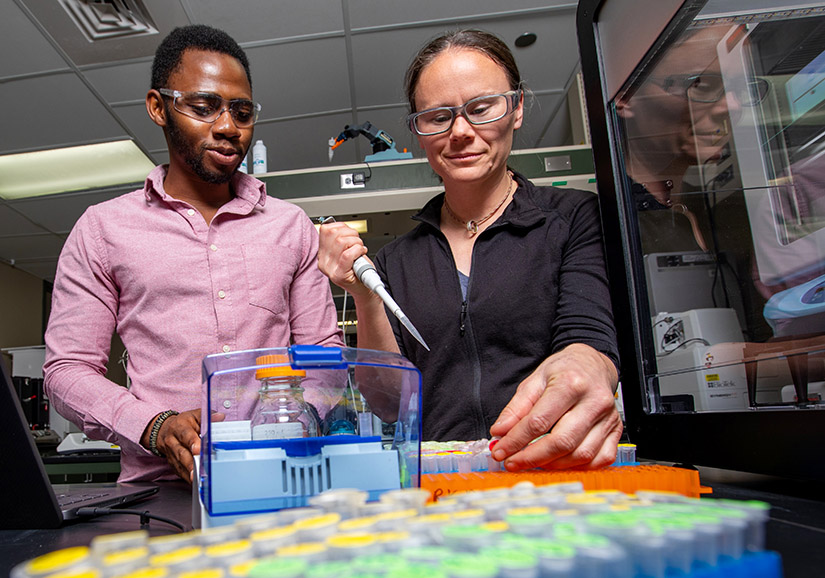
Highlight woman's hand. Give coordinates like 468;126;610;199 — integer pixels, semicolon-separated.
317;222;371;297
489;343;622;470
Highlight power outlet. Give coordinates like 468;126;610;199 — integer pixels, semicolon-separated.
544;155;571;172
662;320;685;351
340;173;365;189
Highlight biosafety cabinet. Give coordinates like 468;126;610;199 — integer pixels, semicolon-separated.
578;0;825;479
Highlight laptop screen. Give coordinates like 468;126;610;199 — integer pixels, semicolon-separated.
0;356;63;528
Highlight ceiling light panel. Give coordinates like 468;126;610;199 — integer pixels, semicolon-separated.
0;140;154;200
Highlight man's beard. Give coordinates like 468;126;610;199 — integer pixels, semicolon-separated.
166;110;238;184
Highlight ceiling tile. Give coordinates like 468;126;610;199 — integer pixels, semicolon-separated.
113;103;168;154
350;27;441;109
82;61;153;103
246;39;351;121
347;0;576;29
187;0;345;43
0;2;68;77
506;18;581;92
0;74;130;154
350;14;578;109
0;205;50;236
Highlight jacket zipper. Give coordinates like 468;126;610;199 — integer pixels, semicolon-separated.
460;300;468;336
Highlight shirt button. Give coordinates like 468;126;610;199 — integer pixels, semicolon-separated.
218;290;226;299
210;244;218;252
223;400;232;409
187;209;195;216
222;345;231;353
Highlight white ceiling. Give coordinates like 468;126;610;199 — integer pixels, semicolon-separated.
0;0;585;283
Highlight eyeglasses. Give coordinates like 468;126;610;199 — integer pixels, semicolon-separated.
407;90;522;136
655;73;769;106
158;88;261;128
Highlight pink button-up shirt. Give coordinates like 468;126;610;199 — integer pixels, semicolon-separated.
44;166;343;481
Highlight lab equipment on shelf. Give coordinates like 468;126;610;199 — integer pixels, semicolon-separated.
252;140;267;174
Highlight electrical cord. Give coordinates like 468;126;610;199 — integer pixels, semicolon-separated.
703;190;732;309
659;319;683;350
653;316;674;329
341;290;348;342
661;337;711;355
76;507;186;531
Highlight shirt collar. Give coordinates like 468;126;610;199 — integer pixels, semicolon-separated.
142;165;268;211
413;170;544;231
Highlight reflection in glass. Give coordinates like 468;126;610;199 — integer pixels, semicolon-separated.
614;10;825;414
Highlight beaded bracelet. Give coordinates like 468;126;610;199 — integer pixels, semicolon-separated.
148;410;179;457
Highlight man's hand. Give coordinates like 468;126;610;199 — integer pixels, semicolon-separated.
140;409;204;483
489;343;622;471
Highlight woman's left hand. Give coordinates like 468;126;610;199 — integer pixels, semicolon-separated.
488;343;622;470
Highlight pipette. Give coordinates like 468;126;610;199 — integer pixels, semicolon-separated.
318;217;430;351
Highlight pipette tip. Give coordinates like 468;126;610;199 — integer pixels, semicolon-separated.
400;315;430;351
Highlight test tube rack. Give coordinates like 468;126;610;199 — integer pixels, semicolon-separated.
13;483;781;578
422;463;707;502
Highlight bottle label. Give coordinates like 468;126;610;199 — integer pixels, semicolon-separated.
252;422;304;440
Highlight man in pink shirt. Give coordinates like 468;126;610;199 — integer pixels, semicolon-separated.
43;25;343;483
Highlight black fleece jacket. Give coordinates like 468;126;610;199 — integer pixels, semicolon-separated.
374;171;619;442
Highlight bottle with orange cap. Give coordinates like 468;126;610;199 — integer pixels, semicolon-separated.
251;354;319;440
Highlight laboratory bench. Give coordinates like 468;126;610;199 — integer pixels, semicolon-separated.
1;471;824;578
0;480;193;577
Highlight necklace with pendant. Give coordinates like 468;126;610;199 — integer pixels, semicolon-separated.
443;171;515;237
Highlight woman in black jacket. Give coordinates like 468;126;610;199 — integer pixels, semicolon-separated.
319;29;621;472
